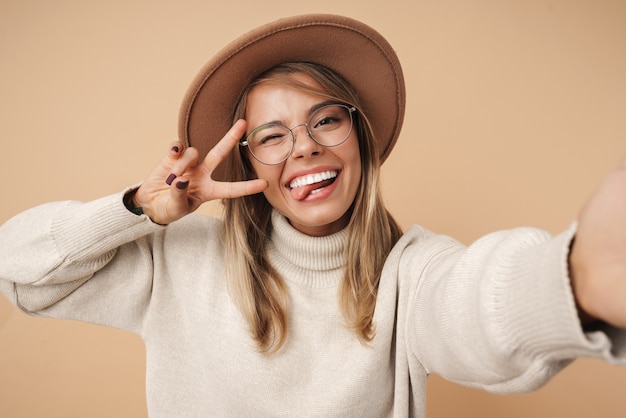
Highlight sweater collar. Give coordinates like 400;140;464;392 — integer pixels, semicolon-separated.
270;210;347;272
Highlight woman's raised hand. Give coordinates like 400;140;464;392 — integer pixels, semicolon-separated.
570;158;626;328
133;119;268;225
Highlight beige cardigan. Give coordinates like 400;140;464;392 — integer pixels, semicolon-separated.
1;189;625;417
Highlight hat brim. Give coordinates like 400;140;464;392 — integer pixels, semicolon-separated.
178;14;405;181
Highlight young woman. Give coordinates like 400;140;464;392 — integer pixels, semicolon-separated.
1;14;626;417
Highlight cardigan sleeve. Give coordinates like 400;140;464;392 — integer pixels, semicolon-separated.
0;189;164;333
402;224;626;394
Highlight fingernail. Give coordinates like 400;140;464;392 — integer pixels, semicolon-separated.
176;180;189;190
166;173;176;185
171;145;180;153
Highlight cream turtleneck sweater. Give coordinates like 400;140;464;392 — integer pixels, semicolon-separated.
1;189;625;417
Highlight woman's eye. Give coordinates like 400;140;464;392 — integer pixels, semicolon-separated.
259;133;288;145
314;115;343;130
318;116;334;126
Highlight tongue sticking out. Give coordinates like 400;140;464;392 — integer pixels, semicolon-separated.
290;178;336;201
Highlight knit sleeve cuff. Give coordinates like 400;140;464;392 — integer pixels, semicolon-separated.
496;223;626;371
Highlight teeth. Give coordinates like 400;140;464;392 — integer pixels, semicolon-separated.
289;170;337;189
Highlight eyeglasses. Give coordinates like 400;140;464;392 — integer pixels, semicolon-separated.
240;104;357;166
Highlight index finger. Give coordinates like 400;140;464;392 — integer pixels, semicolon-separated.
210;178;269;200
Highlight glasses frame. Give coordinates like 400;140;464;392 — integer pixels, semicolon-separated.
240;104;357;166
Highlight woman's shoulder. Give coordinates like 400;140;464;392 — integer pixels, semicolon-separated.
395;225;461;254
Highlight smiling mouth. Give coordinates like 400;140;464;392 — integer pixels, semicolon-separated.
289;170;338;189
288;170;338;199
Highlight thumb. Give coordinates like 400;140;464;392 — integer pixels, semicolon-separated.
162;177;192;222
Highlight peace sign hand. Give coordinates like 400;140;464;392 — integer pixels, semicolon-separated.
132;119;268;225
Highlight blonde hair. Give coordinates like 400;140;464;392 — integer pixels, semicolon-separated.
221;62;402;352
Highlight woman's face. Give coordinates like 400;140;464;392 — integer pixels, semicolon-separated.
245;74;361;236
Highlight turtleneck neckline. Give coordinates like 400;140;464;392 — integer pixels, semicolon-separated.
269;210;348;273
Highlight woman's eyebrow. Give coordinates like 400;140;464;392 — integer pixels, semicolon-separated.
308;100;337;114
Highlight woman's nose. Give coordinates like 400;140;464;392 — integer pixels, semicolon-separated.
290;124;323;159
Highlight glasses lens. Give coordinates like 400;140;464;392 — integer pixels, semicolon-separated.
308;105;354;147
243;104;355;165
246;123;294;165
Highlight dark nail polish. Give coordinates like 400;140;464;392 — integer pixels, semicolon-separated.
166;173;176;185
176;180;189;190
171;145;180;153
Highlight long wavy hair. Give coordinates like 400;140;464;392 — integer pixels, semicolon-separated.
221;62;402;352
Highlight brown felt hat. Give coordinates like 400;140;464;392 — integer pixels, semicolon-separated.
178;14;405;180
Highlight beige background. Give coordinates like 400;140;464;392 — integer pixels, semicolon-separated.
1;0;625;416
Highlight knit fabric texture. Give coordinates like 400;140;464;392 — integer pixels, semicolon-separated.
1;189;625;417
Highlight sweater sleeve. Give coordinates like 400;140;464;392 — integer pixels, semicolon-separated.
0;188;164;333
402;224;626;394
